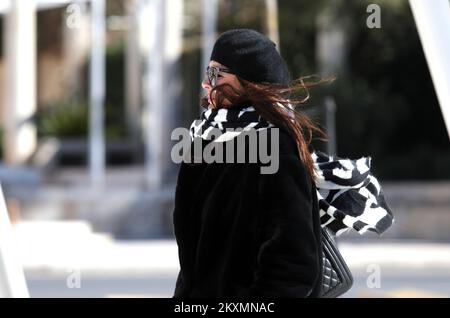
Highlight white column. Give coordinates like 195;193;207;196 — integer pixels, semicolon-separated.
409;0;450;140
265;0;279;50
89;0;106;188
0;184;29;298
62;1;90;101
324;97;337;155
316;6;346;154
200;0;218;113
2;0;37;165
316;6;347;76
125;0;141;145
142;0;164;188
162;0;183;182
138;0;184;187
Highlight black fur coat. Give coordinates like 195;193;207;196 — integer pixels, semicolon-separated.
172;128;323;298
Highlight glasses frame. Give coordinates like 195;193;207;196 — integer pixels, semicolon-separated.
206;66;233;87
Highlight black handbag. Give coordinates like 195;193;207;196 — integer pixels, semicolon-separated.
320;227;353;298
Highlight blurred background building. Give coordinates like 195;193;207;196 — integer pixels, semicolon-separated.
0;0;449;298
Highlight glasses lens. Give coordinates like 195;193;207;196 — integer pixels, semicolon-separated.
206;66;219;87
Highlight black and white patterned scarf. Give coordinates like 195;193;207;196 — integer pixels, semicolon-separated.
189;106;394;237
312;151;394;236
190;105;275;142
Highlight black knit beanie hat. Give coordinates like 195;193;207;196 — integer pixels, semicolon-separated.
210;29;290;86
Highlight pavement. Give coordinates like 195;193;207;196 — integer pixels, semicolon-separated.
8;221;450;298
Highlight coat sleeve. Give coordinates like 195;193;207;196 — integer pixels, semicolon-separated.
172;270;186;298
248;154;321;298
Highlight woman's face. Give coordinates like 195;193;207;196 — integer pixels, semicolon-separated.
201;60;243;108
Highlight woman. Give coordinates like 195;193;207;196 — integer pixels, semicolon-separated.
172;28;326;298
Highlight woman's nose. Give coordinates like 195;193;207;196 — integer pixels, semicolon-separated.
201;76;211;90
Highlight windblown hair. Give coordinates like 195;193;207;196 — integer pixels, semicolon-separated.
200;75;334;183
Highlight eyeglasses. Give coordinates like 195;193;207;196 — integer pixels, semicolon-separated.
206;66;233;87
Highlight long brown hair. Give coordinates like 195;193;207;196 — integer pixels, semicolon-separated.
200;75;334;184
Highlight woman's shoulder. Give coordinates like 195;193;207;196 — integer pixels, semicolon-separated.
253;126;312;182
256;126;299;158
